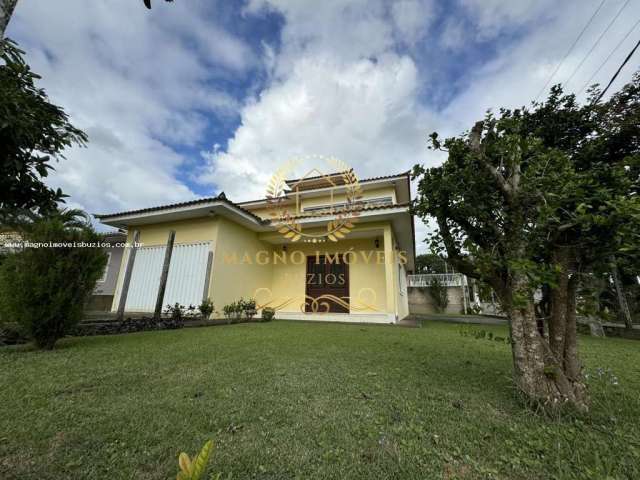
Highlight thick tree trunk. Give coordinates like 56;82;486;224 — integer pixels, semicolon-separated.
503;273;588;412
523;248;588;411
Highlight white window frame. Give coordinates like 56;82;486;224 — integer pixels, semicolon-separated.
98;252;111;283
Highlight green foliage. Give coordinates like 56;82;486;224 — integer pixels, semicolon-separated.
223;298;257;323
198;298;214;319
239;298;257;319
222;302;239;323
413;75;640;306
0;38;87;221
261;307;275;322
426;278;449;313
0;210;107;349
177;440;222;480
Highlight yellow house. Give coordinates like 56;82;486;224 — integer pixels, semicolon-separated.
96;171;415;323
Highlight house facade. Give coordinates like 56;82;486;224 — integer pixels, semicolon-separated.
96;171;415;323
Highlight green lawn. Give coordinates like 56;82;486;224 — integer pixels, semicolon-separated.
1;321;639;480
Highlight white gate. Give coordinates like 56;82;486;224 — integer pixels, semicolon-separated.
123;242;210;312
164;243;210;308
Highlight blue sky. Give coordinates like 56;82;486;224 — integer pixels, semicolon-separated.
7;0;640;249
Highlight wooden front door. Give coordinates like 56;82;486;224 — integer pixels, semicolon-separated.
305;255;349;313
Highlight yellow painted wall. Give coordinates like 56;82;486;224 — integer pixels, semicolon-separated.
134;217;218;246
209;217;273;314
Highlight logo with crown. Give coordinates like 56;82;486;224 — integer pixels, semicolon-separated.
266;155;363;242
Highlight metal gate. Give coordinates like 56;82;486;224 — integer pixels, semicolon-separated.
123;242;210;312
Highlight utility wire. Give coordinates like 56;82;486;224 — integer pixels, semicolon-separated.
534;0;606;102
578;17;640;95
564;0;631;88
593;37;640;103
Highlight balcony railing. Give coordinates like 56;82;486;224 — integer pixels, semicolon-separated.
407;273;466;287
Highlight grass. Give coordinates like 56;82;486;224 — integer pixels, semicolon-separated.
1;320;639;480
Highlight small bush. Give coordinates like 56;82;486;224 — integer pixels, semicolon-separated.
163;303;195;328
198;298;214;319
0;322;29;345
223;298;257;323
240;298;257;320
0;212;108;349
261;307;275;322
222;301;241;323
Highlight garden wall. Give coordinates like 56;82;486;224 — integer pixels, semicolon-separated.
407;286;465;315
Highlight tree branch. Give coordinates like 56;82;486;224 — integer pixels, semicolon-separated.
469;121;514;201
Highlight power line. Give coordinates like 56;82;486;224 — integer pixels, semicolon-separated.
578;17;640;95
564;0;631;88
534;0;606;102
593;36;640;103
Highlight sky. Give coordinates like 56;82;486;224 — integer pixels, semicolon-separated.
7;0;640;252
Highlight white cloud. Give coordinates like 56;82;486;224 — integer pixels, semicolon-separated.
391;0;436;45
200;52;438;201
202;1;440;202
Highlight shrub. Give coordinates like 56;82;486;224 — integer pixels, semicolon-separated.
221;298;259;323
240;298;257;320
0;212;108;349
222;301;240;324
261;307;275;322
0;321;29;346
163;303;194;328
427;278;449;313
198;298;214;319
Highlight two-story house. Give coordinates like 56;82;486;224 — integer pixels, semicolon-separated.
95;170;415;323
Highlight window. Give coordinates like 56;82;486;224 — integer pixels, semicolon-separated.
302;196;394;213
98;252;111;283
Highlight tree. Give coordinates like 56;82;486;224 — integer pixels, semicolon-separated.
0;38;87;223
0;209;107;349
0;0;17;38
412;77;639;411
